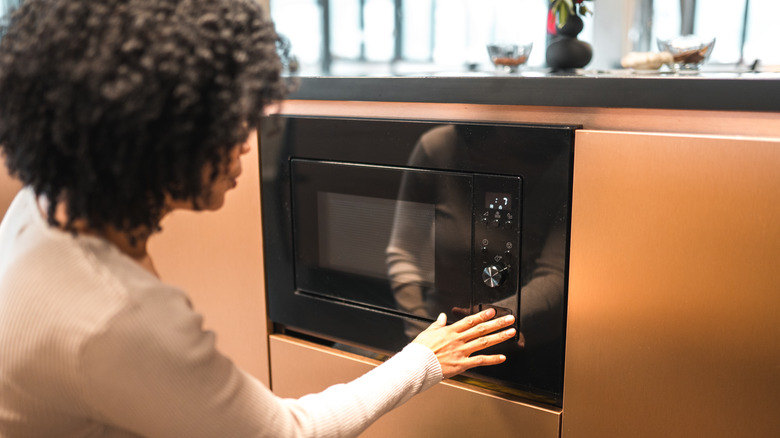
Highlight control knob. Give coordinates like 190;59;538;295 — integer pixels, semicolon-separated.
482;264;508;288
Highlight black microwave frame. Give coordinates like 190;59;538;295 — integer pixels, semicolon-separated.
259;115;577;406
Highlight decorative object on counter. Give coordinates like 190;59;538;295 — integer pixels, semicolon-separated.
620;51;674;71
487;42;533;73
657;35;716;71
546;0;593;71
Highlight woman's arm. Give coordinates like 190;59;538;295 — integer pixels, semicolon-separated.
79;288;513;437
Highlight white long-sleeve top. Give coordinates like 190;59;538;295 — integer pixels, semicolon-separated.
0;187;442;437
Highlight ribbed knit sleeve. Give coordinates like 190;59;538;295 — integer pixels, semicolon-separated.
280;343;442;437
76;284;441;437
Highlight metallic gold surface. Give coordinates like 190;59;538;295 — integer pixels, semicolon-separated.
276;100;780;137
270;334;561;438
562;130;780;438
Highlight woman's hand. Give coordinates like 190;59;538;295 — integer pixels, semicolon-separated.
412;308;516;378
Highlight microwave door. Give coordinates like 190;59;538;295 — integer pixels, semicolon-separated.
290;160;473;338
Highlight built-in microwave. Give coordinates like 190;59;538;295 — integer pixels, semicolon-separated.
260;116;576;406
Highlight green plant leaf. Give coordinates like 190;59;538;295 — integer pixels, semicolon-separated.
558;6;568;28
553;0;576;28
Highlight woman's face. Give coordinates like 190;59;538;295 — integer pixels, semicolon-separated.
192;130;255;211
164;130;255;213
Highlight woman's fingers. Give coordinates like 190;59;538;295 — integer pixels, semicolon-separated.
467;325;516;353
461;353;507;369
451;308;497;332
457;312;516;341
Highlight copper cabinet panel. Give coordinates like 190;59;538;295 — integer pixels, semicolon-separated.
270;334;561;438
563;130;780;438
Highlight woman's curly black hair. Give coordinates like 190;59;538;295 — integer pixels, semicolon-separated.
0;0;290;233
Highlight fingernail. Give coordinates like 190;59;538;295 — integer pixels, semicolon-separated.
505;315;515;322
506;328;516;337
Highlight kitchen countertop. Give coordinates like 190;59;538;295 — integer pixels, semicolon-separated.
286;71;780;113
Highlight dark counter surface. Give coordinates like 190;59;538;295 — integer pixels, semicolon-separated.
287;71;780;113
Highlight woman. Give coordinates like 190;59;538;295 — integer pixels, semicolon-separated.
0;1;516;436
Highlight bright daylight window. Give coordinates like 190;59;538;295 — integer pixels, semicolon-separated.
272;0;565;75
0;0;18;14
271;0;779;75
654;0;778;66
1;1;774;73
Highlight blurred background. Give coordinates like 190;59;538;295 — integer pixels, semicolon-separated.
267;0;779;75
0;0;777;74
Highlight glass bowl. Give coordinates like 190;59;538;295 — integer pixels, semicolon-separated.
657;36;716;71
487;42;533;73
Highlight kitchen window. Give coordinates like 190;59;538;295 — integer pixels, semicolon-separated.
0;0;18;15
272;0;571;75
271;0;779;74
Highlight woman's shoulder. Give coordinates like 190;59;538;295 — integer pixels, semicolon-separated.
0;196;193;352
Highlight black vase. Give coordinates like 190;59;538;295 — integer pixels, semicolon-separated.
546;14;592;70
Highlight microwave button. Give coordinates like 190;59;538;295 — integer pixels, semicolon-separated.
480;211;490;226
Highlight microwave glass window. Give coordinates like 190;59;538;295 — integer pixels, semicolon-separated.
291;159;474;323
316;192;435;284
485;192;511;210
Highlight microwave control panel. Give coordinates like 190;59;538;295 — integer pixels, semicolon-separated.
472;175;522;318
